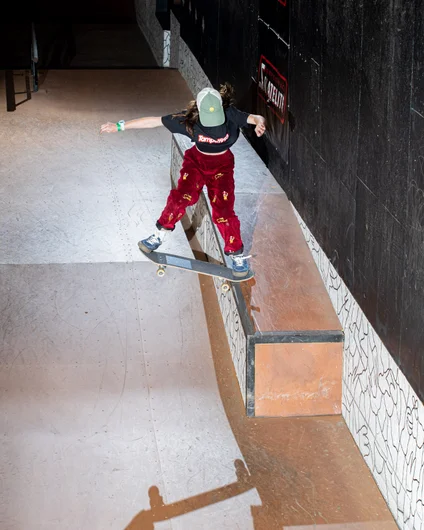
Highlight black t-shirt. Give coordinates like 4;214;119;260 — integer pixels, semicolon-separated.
161;106;250;153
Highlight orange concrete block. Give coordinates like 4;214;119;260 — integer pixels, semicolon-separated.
254;342;342;417
248;194;342;334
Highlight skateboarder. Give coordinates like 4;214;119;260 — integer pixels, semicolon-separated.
100;83;266;277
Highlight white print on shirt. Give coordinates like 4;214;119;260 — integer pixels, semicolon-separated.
198;133;230;144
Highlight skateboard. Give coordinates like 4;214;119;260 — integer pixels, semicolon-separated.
139;246;254;293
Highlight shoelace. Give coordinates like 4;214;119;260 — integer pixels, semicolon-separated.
232;255;251;266
147;234;161;244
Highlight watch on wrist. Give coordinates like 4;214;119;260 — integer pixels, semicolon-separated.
117;120;125;132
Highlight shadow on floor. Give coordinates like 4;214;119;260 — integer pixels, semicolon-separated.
123;272;398;529
125;459;253;529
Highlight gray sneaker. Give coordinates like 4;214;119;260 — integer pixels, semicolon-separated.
230;254;251;277
138;229;168;253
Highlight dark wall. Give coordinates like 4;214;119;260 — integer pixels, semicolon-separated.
172;0;424;401
173;0;260;102
15;0;136;23
286;0;424;400
2;0;137;69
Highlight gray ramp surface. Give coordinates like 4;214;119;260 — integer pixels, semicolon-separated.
0;70;259;529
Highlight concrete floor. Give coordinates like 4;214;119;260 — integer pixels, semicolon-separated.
0;69;399;529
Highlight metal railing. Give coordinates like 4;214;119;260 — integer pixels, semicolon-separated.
31;22;39;92
5;23;38;111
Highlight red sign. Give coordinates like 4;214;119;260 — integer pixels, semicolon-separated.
278;0;287;6
257;55;288;124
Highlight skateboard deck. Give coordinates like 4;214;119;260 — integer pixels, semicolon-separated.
139;246;254;291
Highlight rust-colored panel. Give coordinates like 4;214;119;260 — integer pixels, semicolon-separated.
244;193;341;333
255;342;342;417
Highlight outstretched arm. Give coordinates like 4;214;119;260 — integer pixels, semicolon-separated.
100;117;163;134
247;114;266;137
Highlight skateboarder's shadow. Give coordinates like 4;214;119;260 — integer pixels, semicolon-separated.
124;459;253;529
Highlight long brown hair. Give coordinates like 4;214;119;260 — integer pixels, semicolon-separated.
174;82;236;136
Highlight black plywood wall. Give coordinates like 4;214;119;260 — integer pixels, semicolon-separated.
287;0;424;399
172;0;424;400
173;0;260;101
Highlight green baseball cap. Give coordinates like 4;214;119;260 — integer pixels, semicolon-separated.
196;87;225;127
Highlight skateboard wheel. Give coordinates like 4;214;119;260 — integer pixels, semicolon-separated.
221;282;230;293
157;267;166;277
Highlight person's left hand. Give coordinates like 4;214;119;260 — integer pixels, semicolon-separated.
100;122;118;133
255;117;266;137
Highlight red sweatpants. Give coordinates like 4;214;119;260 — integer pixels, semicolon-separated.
157;146;243;254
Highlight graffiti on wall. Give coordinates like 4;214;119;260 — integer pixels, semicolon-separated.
258;55;288;124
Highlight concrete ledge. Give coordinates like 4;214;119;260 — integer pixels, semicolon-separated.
171;133;343;417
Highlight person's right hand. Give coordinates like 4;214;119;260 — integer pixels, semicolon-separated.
100;122;118;134
255;116;266;137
